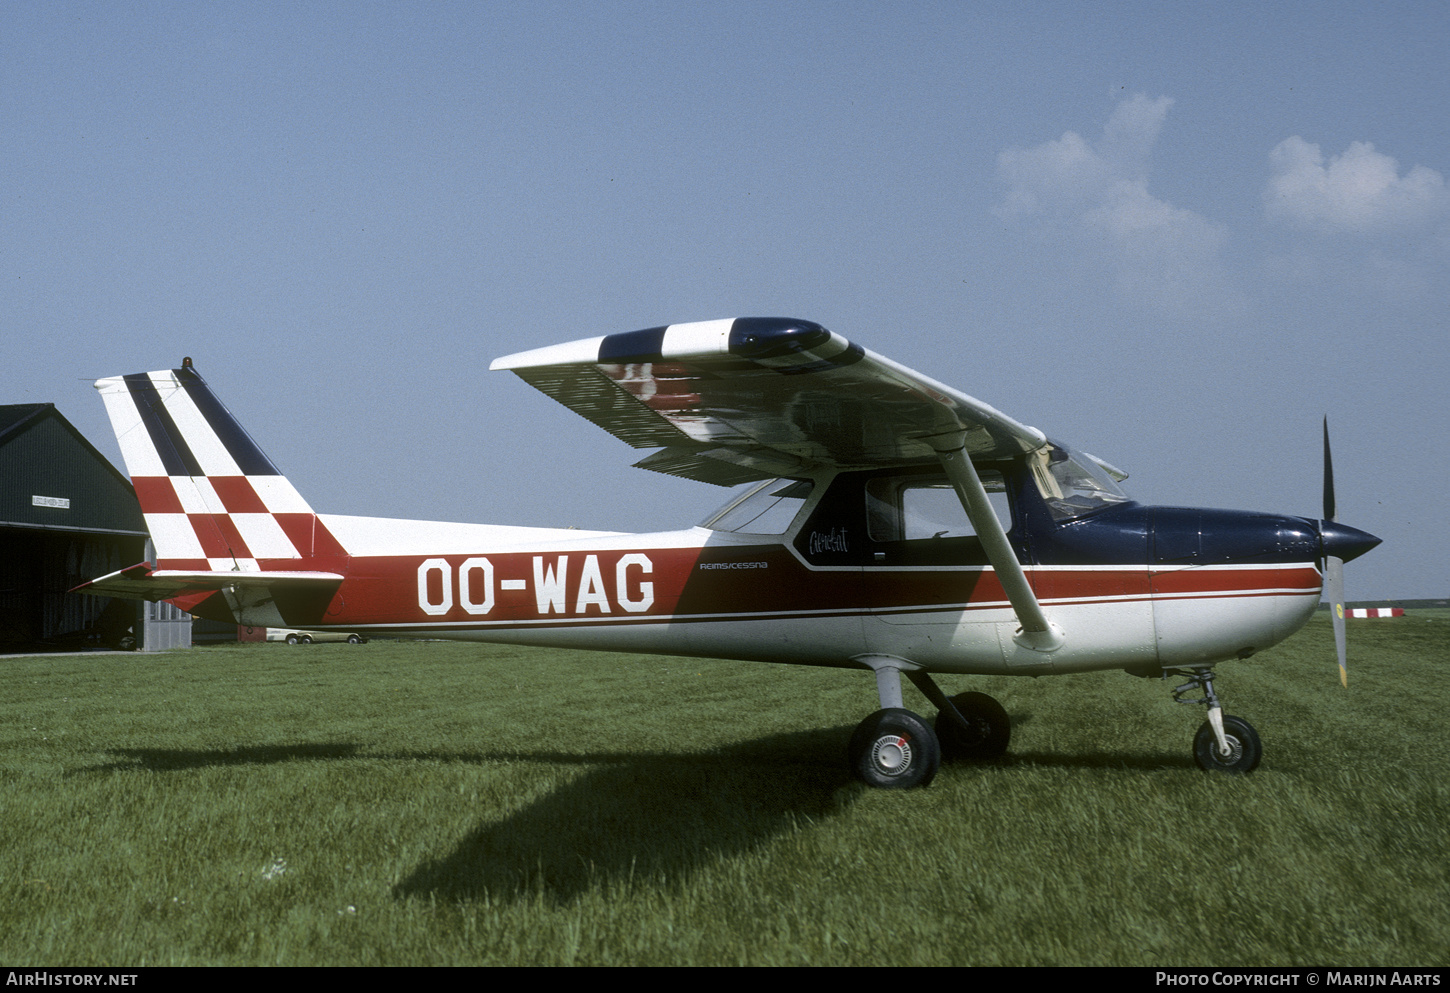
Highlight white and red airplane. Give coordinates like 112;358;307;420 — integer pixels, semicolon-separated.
77;317;1380;787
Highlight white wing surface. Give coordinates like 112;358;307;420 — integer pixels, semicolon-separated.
491;318;1047;484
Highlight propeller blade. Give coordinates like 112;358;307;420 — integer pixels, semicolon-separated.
1322;417;1347;686
1325;554;1347;687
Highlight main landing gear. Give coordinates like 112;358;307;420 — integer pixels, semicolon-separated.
847;660;1010;789
1167;667;1262;773
846;661;1262;785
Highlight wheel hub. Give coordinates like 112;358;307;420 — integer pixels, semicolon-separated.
1215;735;1243;763
871;735;911;774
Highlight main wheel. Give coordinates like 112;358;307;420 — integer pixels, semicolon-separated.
346;634;362;644
1194;715;1262;773
935;691;1011;761
285;633;300;645
848;708;941;789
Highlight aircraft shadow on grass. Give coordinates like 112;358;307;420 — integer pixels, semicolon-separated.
75;741;367;773
79;713;1194;906
394;726;861;906
391;714;1194;907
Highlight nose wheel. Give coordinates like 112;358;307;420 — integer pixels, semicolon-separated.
1193;714;1262;773
1169;667;1262;773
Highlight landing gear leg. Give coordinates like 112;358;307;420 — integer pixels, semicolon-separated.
848;659;940;788
1167;667;1262;773
905;670;1011;761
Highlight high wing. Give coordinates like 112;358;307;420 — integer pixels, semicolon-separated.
493;316;1068;650
490;317;1048;486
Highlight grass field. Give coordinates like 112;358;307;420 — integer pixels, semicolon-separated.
2;612;1446;966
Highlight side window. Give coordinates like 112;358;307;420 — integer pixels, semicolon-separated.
866;474;1010;543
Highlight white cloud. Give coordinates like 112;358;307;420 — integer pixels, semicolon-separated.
1083;181;1230;310
996;94;1172;217
997;129;1113;216
996;95;1233;316
1264;137;1450;233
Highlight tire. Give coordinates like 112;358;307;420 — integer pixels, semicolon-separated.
285;634;299;646
935;691;1011;761
848;708;941;789
346;635;362;644
1194;715;1262;773
299;634;313;645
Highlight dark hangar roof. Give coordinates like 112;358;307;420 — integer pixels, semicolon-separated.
0;403;146;535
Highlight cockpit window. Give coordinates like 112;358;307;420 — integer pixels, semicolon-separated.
1029;446;1130;521
701;478;815;534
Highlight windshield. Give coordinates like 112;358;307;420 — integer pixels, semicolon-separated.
1029;446;1130;521
701;478;815;534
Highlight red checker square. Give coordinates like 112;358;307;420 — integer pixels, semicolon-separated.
209;477;268;514
131;477;185;514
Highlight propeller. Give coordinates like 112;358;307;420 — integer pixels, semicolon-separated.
1319;418;1382;687
1323;417;1347;687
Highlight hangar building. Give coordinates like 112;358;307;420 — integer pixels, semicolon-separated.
0;403;191;652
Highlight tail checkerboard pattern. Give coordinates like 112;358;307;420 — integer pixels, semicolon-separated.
95;359;345;573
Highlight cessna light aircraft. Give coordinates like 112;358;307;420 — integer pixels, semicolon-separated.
78;317;1380;788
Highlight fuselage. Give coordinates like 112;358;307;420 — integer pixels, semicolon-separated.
208;455;1361;678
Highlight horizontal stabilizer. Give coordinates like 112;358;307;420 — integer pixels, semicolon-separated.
72;563;344;628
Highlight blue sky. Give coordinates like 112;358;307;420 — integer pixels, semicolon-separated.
3;1;1446;599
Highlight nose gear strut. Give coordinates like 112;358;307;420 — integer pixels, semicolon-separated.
1164;667;1262;773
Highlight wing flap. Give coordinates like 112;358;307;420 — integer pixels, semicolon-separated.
631;446;785;487
511;363;687;450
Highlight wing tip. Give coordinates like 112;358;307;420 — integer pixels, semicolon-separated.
491;336;606;372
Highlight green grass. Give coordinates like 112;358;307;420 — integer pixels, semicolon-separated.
2;613;1446;965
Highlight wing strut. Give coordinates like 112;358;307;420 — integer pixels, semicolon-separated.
936;440;1064;652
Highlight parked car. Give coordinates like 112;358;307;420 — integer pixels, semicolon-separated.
266;629;368;645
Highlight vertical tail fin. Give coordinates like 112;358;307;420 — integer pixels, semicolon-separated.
96;359;347;573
